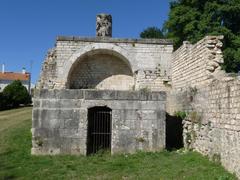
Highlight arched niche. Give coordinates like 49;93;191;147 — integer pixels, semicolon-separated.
67;49;134;90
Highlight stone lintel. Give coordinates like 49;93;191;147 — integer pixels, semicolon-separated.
35;89;166;101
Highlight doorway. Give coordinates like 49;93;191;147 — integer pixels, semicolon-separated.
87;106;112;155
166;113;183;151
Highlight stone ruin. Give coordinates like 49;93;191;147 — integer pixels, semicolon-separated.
32;13;172;156
32;13;240;178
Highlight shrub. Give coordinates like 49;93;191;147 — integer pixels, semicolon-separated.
2;80;32;108
0;92;8;110
174;111;187;119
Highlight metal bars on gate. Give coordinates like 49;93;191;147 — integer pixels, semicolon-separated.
87;107;112;155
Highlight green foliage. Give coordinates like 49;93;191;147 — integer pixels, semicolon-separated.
2;80;31;109
135;136;146;143
174;111;187;119
140;26;164;39
164;0;240;73
0;92;8;110
212;153;222;164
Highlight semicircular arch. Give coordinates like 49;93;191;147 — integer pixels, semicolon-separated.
64;44;134;90
61;43;136;88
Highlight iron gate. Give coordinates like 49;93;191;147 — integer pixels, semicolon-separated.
87;107;112;155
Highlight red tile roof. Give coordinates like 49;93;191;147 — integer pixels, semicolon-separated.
0;72;30;81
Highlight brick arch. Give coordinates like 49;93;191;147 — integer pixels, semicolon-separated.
63;43;135;89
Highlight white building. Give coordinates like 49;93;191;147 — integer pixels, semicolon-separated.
0;64;31;92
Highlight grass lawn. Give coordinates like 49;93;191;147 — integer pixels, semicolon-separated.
0;107;237;180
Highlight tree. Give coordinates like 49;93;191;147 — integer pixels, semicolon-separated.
2;80;31;108
140;27;164;39
0;92;8;110
163;0;240;73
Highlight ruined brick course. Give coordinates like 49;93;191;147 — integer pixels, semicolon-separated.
169;36;240;178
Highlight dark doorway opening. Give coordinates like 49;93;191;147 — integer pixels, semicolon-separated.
166;113;183;151
87;106;112;155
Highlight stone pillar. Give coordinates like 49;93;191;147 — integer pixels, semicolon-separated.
96;14;112;37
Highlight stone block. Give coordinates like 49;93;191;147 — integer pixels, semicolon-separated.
41;118;63;129
64;118;80;129
84;90;116;100
152;129;158;149
141;120;152;129
33;99;41;108
139;110;157;120
140;101;165;110
113;129;138;154
38;89;56;99
59;129;80;138
120;109;138;120
32;109;40;127
118;101;141;110
40;109;79;120
41;99;81;109
57;90;84;99
148;91;166;101
37;89;85;99
124;120;137;129
32;128;60;139
60;137;73;154
115;91;139;100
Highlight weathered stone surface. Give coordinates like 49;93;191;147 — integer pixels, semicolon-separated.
84;90;116;100
56;36;173;44
171;36;224;90
37;37;173;90
169;36;240;178
69;54;134;90
35;89;84;99
32;89;166;156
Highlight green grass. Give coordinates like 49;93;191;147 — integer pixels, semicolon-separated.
0;108;237;180
0;107;32;132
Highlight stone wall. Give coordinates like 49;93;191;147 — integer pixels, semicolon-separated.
172;36;223;90
170;36;240;178
32;89;166;155
68;54;133;90
135;67;171;92
182;77;240;178
37;37;173;91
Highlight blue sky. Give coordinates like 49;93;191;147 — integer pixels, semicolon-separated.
0;0;170;83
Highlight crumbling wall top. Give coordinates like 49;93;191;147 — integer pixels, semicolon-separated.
56;36;173;45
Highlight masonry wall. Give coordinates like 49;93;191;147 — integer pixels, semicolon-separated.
69;54;134;90
170;36;240;178
38;37;173;91
182;78;240;178
32;89;166;155
172;36;223;90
